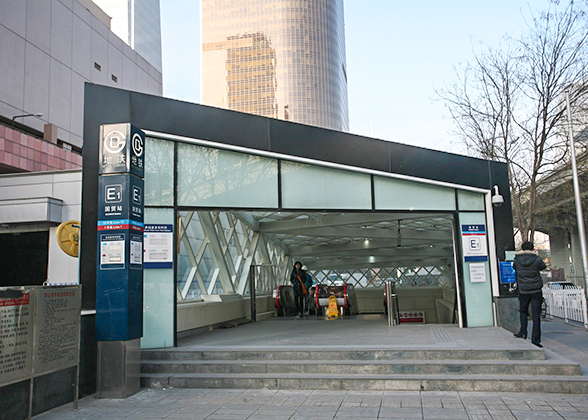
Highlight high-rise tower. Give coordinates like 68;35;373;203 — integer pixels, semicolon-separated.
202;0;349;132
93;0;163;72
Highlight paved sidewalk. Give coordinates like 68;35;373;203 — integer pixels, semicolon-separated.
34;318;588;419
34;388;588;419
542;317;588;373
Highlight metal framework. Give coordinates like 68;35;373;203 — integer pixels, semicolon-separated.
177;210;456;301
177;211;288;300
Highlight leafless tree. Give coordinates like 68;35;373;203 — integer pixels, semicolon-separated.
439;1;588;242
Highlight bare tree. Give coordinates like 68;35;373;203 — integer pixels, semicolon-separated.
439;1;588;242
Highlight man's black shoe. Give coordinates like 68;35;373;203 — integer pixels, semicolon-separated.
532;342;543;348
513;333;527;339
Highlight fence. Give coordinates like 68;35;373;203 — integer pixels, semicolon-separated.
543;284;588;328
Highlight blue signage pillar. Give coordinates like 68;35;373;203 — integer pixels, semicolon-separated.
96;123;145;398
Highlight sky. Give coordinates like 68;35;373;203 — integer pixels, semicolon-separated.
160;0;555;155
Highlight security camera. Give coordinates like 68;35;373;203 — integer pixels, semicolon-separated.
492;185;504;207
492;194;504;207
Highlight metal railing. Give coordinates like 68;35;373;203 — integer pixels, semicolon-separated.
543;284;588;328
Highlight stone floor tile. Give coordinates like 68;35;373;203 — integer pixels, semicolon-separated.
554;412;588;419
294;407;338;415
569;404;588;412
400;400;422;408
511;411;564;419
421;408;468;419
167;413;214;419
485;415;516;420
378;407;423;418
335;407;380;416
203;414;251;420
377;415;423;420
215;408;259;416
246;415;291;420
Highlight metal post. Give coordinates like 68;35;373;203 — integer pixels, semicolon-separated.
385;281;398;326
565;90;588;293
564;289;569;323
249;266;256;322
451;220;464;328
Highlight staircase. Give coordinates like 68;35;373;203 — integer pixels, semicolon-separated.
141;345;588;393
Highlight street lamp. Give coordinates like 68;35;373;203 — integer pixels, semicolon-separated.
565;90;588;292
11;113;43;128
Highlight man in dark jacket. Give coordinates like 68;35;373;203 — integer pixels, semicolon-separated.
513;241;547;347
290;261;306;318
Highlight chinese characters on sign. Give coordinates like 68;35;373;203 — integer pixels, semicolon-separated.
144;225;173;269
0;290;33;386
461;225;488;262
33;288;81;374
499;262;516;284
469;263;487;283
0;287;81;387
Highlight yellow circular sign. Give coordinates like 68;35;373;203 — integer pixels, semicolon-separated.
56;220;80;257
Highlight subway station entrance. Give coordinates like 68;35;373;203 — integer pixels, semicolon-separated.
80;85;515;355
135;131;499;349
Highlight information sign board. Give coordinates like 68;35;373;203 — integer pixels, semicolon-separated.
469;263;487;283
499;261;516;284
96;123;145;342
399;311;425;323
144;224;173;269
98;174;144;223
33;287;81;375
461;224;488;262
0;289;34;386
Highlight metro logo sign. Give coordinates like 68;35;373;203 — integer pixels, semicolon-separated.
99;124;145;177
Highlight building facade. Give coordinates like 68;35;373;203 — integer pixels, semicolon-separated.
92;0;163;72
0;0;162;172
202;0;349;131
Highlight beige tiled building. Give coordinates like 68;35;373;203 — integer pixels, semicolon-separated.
201;0;349;132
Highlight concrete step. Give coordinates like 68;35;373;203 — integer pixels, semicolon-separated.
141;348;545;362
141;372;588;394
141;358;580;376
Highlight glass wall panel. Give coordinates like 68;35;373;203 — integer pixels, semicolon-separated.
459;212;494;327
144;137;174;206
458;190;486;211
177;210;285;300
142;208;175;349
374;177;456;211
177;144;278;208
281;161;371;209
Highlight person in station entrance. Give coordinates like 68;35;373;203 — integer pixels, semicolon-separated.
301;265;314;315
290;261;307;319
513;241;547;348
